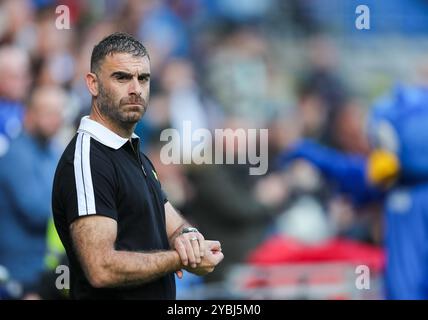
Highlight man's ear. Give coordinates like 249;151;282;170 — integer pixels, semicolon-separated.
85;72;99;96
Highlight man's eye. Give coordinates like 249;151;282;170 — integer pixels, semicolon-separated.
138;76;149;82
114;74;132;81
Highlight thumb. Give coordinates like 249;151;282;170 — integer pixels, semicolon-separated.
206;240;222;252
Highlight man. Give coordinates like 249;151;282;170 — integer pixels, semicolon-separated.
0;85;65;294
52;32;223;300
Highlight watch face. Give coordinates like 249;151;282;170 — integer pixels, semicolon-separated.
181;227;198;234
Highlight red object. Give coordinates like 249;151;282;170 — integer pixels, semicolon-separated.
58;0;82;23
247;235;385;273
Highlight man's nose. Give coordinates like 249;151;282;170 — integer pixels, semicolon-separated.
128;78;142;96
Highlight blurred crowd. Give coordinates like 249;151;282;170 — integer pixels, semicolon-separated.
1;0;428;300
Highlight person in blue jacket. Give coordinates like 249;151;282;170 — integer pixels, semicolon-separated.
0;46;30;157
278;85;428;299
0;85;65;295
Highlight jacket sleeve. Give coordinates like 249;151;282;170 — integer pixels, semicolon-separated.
277;139;385;206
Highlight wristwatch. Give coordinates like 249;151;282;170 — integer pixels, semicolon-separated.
180;227;199;234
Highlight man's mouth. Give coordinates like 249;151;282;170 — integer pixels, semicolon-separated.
122;103;144;110
124;104;142;107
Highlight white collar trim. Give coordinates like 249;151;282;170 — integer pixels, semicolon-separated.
77;116;139;150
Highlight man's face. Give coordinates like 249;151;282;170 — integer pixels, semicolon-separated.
95;53;150;126
0;51;30;101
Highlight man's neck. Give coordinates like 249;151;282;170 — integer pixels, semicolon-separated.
89;107;135;139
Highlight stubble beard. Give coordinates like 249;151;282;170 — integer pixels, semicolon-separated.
97;83;148;130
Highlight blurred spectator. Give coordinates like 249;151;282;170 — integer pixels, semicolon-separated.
185;118;288;283
0;0;35;47
204;27;278;126
31;4;75;88
296;35;348;146
0;85;65;295
135;0;190;75
162;59;209;146
328;100;370;155
0;46;31;156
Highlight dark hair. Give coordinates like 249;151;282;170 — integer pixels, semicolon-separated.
90;32;149;73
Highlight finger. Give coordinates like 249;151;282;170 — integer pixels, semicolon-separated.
175;240;188;266
196;233;205;257
190;235;201;264
208;240;222;252
184;237;197;268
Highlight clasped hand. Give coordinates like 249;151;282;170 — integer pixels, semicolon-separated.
173;232;223;278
